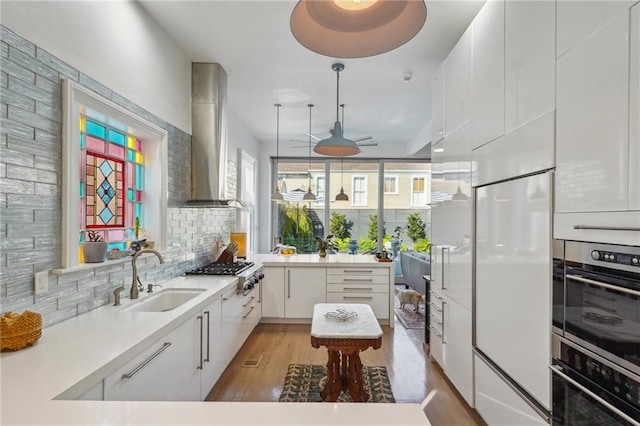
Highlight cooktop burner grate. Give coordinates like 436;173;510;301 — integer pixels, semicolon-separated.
186;261;254;276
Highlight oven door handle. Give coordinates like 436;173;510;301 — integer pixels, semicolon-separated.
566;274;640;298
550;365;640;426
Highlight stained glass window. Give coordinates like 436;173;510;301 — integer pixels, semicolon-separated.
79;116;144;259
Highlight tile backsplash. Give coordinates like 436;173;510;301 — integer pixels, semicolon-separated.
0;26;236;327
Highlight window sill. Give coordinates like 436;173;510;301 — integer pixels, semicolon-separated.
52;255;135;275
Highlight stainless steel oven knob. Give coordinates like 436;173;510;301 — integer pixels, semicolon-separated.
632;257;639;265
604;254;611;261
591;250;600;260
609;254;615;261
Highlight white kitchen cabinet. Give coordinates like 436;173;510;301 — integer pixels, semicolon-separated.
325;268;390;319
220;286;243;369
443;296;473;405
428;290;444;366
475;355;548;425
74;380;103;400
557;0;634;58
504;0;555;133
261;266;285;318
431;63;445;144
200;297;222;400
630;2;640;212
104;316;200;401
285;267;326;318
444;25;472;136
238;283;260;349
556;10;630;214
430;139;445;294
471;0;504;149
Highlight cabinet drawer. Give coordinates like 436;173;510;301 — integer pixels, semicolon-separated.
326;292;389;319
326;267;389;276
326;283;388;293
326;275;389;284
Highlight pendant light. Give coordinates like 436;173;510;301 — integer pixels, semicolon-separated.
303;104;317;201
271;103;284;201
314;63;361;157
335;104;349;202
290;1;427;59
335;156;349;202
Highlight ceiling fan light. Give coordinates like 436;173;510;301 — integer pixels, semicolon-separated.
335;187;349;202
313;122;361;156
290;0;427;58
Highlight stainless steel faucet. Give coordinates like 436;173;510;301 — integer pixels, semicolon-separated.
113;249;165;306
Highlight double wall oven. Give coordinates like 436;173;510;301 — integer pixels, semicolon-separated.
552;241;640;425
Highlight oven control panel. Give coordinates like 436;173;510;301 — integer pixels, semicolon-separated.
559;341;640;408
590;250;640;267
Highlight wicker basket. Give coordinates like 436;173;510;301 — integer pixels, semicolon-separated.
1;311;42;351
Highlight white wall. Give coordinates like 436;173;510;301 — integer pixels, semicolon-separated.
1;0;191;133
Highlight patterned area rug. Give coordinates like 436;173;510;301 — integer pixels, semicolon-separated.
278;364;395;403
394;296;426;329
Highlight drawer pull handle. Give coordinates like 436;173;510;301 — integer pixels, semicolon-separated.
343;269;373;273
343;287;372;291
343;278;373;282
243;296;255;307
242;306;255;319
223;290;238;301
567;274;640;297
343;296;373;300
122;342;172;379
204;310;210;363
573;225;640;232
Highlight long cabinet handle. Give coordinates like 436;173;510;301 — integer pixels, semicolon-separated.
197;315;203;370
122;342;172;379
287;270;291;299
343;278;373;282
343;269;373;273
441;247;449;290
343;287;372;291
566;274;640;297
242;306;255;319
442;301;447;344
550;365;639;425
573;225;640;232
204;310;210;363
343;296;373;300
243;296;255;307
430;303;442;312
223;290;238;301
429;326;442;337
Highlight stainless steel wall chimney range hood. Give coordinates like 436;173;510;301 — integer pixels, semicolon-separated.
184;63;241;208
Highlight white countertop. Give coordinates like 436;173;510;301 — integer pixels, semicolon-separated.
1;269;427;426
248;253;393;267
311;303;384;339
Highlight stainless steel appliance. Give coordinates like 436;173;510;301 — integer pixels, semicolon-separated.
186;261;263;292
552;241;640;425
551;335;640;425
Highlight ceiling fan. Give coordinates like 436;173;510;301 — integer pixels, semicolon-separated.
290;103;378;150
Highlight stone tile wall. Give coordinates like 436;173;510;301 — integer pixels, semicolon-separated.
0;26;236;327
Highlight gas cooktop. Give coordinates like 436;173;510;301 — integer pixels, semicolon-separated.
186;261;254;276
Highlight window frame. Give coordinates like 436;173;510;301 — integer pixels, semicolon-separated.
410;174;430;207
61;79;168;270
351;175;368;207
383;174;399;195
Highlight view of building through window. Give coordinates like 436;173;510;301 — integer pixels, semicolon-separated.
273;159;430;256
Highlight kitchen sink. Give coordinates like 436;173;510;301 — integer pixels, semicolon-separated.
125;288;206;312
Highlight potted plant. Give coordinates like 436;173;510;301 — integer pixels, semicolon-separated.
315;235;336;258
82;230;108;263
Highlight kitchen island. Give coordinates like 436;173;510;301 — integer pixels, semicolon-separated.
248;254;395;327
1;261;425;426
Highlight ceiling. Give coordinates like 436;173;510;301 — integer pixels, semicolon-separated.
139;0;484;157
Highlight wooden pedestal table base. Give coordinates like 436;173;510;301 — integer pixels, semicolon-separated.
311;337;382;402
310;303;384;403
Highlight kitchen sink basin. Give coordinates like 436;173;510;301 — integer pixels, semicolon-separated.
125;288;206;312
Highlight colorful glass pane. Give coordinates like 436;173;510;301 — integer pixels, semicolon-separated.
86;120;106;139
127;136;136;149
128;189;135;201
80;182;85;197
85;152;124;228
108;130;125;146
80;133;86;148
135;152;143;164
86;136;105;153
108;229;125;241
135;203;142;223
109;144;125;159
127;149;134;162
79;116;86;132
136;139;141;151
135;165;143;189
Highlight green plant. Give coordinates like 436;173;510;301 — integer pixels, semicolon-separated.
333;237;350;253
366;214;386;240
406;212;426;242
278;204;313;249
413;237;431;253
329;212;353;239
316;235;336;252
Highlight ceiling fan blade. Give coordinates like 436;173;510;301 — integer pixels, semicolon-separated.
352;136;373;142
306;133;322;141
356;142;378;147
289;139;311;144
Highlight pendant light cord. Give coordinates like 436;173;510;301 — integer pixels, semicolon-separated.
336;69;341;123
308;104;313;190
275;103;281;160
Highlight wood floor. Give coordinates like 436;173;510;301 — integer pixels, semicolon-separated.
206;321;485;426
